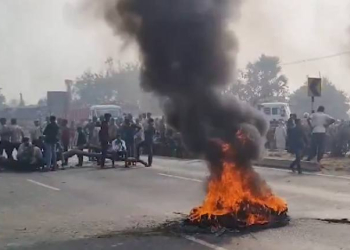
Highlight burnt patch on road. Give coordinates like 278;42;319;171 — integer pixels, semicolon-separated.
317;218;350;225
95;214;290;240
183;212;290;235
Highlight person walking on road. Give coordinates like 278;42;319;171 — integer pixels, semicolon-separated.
136;118;155;167
307;106;335;164
289;119;308;174
43;116;59;171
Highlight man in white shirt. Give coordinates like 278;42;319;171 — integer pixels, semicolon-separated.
307;106;335;163
0;118;13;160
10;118;24;148
110;134;127;167
30;121;42;143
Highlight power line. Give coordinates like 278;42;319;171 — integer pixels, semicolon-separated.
282;50;350;66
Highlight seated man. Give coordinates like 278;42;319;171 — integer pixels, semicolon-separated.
17;137;44;171
110;134;127;167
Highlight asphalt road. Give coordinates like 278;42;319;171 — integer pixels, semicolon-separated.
1;157;350;250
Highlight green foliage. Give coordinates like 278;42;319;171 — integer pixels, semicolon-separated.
73;59;141;107
289;78;350;119
229;54;289;105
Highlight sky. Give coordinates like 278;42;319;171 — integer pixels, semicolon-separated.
0;0;350;104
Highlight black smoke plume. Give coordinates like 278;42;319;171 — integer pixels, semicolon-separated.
93;0;268;169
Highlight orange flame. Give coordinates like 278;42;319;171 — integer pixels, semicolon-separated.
190;136;287;226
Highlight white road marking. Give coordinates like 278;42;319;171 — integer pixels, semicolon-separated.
184;235;228;250
27;179;60;191
158;173;203;183
158;166;350;183
154;162;350;181
254;166;350;180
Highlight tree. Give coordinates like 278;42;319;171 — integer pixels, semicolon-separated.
38;98;47;106
8;99;19;107
72;58;162;114
228;55;289;106
289;78;350;119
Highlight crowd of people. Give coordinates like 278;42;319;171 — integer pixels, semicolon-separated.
269;105;336;174
0;112;186;172
2;105;339;173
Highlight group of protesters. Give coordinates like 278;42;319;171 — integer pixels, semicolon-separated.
0;111;176;171
270;105;336;174
0;117;42;171
81;112;156;168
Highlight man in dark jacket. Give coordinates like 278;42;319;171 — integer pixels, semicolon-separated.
43;116;59;171
289;119;308;174
76;127;87;167
121;118;141;158
99;113;111;168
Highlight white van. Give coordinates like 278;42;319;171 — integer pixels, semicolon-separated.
257;102;291;123
89;105;122;120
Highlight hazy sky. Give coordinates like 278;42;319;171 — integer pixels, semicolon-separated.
1;0;350;104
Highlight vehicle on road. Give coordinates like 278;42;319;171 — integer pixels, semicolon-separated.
258;102;291;123
89;105;122;120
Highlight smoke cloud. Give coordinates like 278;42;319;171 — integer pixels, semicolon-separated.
91;0;267;168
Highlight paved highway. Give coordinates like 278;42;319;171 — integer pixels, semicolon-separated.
1;157;350;250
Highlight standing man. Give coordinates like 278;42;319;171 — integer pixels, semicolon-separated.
60;119;70;166
307;106;335;164
274;120;287;155
75;127;87;167
30;120;42;148
60;119;70;153
99;113;111;168
137;118;155;167
85;117;97;144
286;114;296;152
289;119;308;174
121;118;140;158
109;118;119;141
9;118;24;154
43;116;59;171
134;118;144;147
141;113;148;130
0;118;13;160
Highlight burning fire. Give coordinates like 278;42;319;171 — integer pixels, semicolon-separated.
190;133;288;227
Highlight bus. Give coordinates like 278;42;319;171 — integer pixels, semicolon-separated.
89;105;122;120
257;102;291;123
